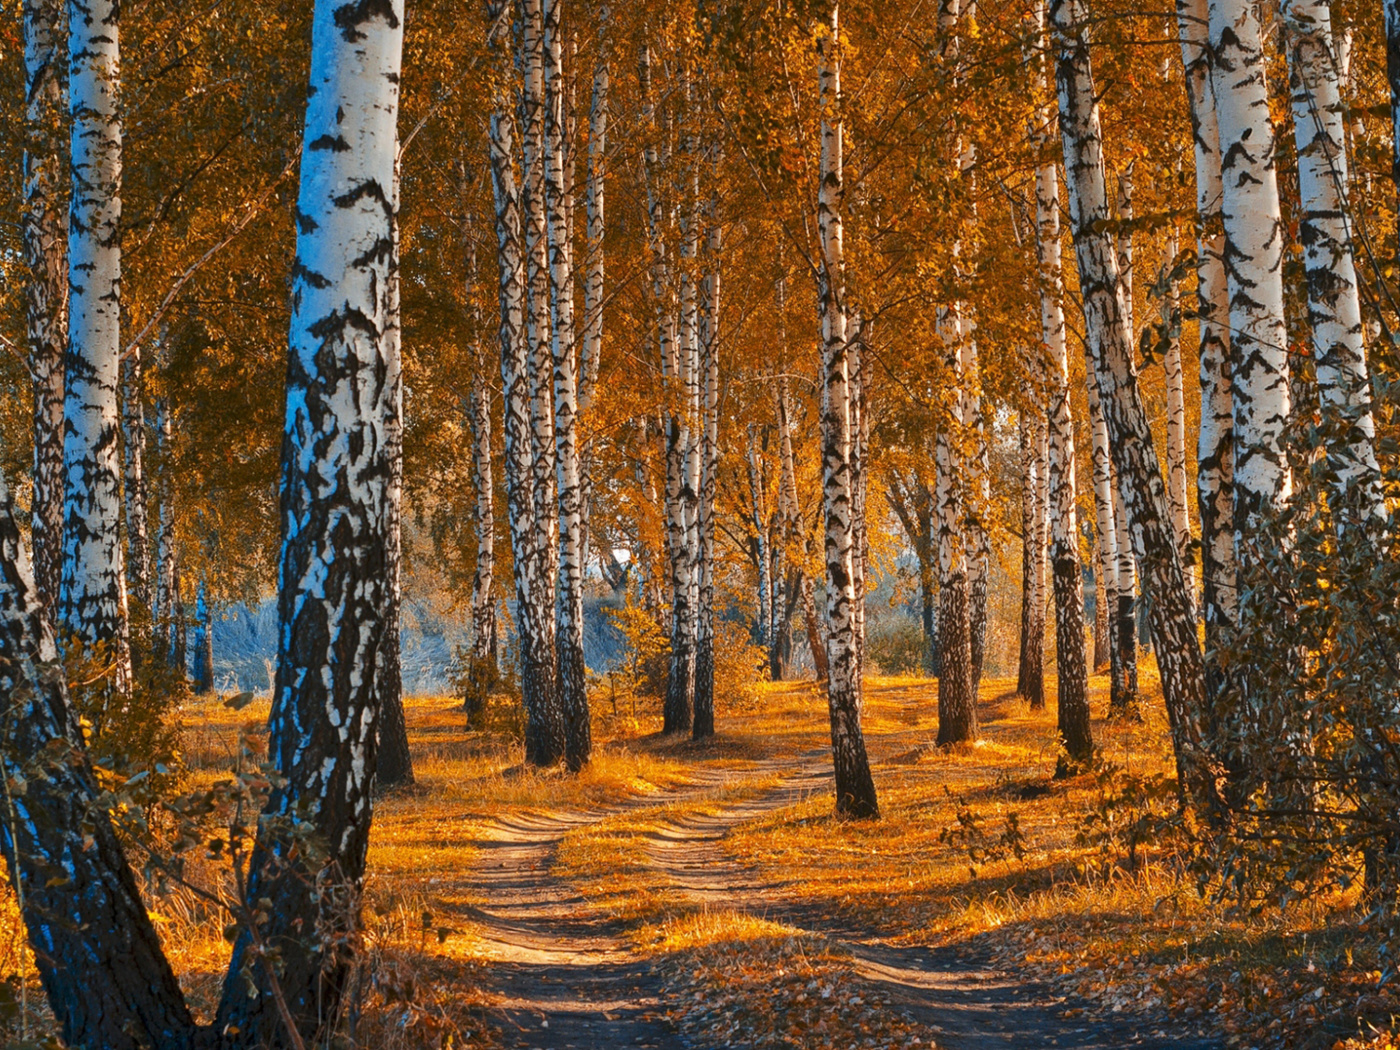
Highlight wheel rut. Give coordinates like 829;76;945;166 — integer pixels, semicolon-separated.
465;751;1224;1050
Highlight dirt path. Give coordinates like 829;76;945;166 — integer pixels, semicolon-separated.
465;756;1224;1050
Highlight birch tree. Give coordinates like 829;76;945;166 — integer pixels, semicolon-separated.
694;146;721;740
542;0;590;769
817;3;878;818
216;0;404;1037
1031;3;1092;766
1176;0;1235;689
62;0;131;692
23;0;68;627
1051;0;1215;806
1281;0;1383;521
122;350;152;614
1207;0;1292;550
465;227;498;677
1016;415;1048;708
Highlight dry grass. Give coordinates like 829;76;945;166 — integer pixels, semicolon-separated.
0;672;1396;1049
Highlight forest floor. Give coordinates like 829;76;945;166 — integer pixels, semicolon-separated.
1;668;1396;1050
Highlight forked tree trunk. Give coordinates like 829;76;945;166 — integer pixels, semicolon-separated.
519;0;566;765
63;0;131;694
23;0;68;629
1016;414;1048;709
542;0;590;769
1282;0;1383;522
1176;0;1235;677
1051;0;1216;808
693;156;721;740
216;2;404;1040
1029;17;1092;765
816;4;878;819
0;469;195;1050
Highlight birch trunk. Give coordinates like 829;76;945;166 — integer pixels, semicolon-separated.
965;344;990;688
1162;234;1194;596
1093;543;1109;670
1282;0;1382;521
1051;0;1216;807
520;0;566;765
935;319;977;745
542;0;590;770
216;1;403;1040
693;158;721;740
466;226;498;674
676;84;703;736
375;153;413;789
850;318;871;683
747;425;773;654
1016;415;1048;708
1086;358;1121;686
23;0;67;628
0;469;195;1050
1208;0;1293;548
1176;0;1236;683
578;7;608;556
122;348;151;615
62;0;131;693
154;400;178;665
191;579;212;694
817;5;878;818
1029;31;1092;764
1110;165;1141;707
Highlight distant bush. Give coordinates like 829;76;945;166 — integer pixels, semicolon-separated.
603;597;669;702
449;644;522;739
865;614;924;676
712;618;769;713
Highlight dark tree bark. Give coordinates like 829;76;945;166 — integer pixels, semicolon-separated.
216;0;404;1041
1051;0;1217;808
192;580;213;694
23;0;67;631
0;469;196;1050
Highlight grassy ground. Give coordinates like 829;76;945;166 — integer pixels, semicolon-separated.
0;668;1395;1049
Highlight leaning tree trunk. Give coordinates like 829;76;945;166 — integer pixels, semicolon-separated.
816;4;878;819
1051;0;1216;809
1016;414;1047;709
1029;21;1092;767
519;0;565;765
1176;0;1236;691
0;469;195;1050
23;0;68;629
215;1;404;1041
693;157;721;740
542;0;590;770
62;0;131;695
122;348;151;619
1282;0;1383;522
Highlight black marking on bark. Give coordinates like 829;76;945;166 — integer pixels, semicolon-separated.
309;134;351;152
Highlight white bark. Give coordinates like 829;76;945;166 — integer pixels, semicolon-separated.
1162;234;1193;582
62;0;131;690
542;0;590;769
121;348;151;614
1177;0;1236;644
817;5;877;818
1282;0;1382;520
1208;0;1293;540
218;0;404;1037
